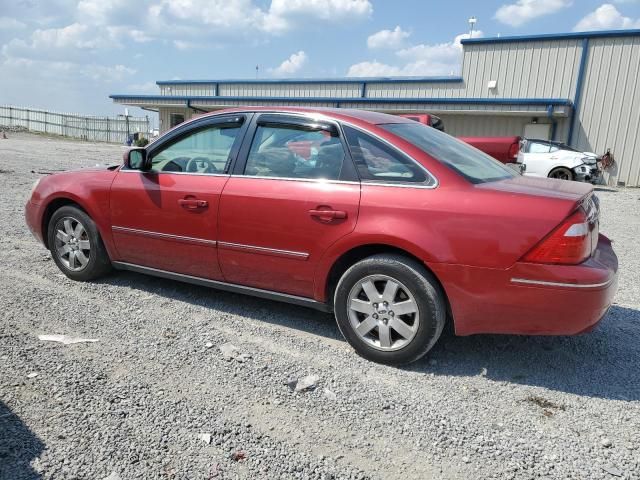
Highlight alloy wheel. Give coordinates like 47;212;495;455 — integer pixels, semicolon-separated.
347;274;420;351
53;216;91;271
549;168;572;180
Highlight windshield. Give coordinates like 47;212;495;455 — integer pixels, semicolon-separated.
381;123;517;184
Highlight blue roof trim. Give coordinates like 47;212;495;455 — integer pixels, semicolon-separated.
156;76;464;85
462;28;640;45
110;94;572;106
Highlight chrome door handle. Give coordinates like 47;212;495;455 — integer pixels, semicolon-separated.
179;198;208;209
309;208;347;222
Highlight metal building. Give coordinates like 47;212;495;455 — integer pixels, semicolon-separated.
111;29;640;186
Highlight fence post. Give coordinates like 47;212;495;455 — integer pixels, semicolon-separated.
26;108;30;131
8;106;12;127
44;111;48;134
106;117;110;143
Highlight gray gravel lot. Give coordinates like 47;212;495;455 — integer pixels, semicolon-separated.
1;132;639;480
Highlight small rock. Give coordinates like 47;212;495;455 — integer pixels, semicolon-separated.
295;375;319;392
602;466;623;477
462;456;470;463
27;372;38;379
231;450;246;461
220;343;239;360
236;353;252;363
601;438;613;448
285;377;298;392
103;472;121;480
199;433;212;444
205;342;214;349
323;388;337;401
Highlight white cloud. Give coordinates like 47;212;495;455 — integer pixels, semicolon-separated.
348;31;483;77
264;0;372;32
574;3;640;30
367;26;411;50
0;16;26;30
347;61;402;77
495;0;572;27
271;50;308;76
149;0;372;36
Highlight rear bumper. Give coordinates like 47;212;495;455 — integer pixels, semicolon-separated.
431;234;618;335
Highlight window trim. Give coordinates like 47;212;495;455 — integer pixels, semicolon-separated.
232;113;359;182
342;124;439;189
121;114;251;175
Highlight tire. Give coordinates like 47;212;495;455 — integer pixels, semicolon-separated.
548;167;574;181
47;205;112;281
334;253;446;365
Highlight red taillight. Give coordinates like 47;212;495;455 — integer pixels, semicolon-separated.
508;141;520;159
523;208;596;265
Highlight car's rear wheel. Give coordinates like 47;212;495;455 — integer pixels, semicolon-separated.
48;205;111;281
548;167;574;181
334;254;446;365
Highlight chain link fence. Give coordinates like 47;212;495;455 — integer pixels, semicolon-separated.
0;105;150;144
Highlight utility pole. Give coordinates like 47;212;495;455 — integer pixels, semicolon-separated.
255;65;259;78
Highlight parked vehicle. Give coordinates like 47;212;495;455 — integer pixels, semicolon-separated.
397;114;524;173
518;138;601;183
397;113;444;131
25;107;618;365
457;135;521;164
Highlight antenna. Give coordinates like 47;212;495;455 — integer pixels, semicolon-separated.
255;64;259;79
468;16;477;38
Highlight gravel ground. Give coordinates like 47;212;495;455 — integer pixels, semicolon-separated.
1;132;639;480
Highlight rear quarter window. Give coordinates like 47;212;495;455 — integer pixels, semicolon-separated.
381;123;516;184
343;125;433;185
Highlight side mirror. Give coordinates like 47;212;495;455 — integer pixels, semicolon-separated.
126;148;149;171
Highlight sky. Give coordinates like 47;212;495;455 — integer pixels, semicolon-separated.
1;0;640;121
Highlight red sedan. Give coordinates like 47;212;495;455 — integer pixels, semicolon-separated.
24;107;618;364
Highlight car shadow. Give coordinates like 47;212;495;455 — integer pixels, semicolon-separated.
101;272;639;402
0;401;45;479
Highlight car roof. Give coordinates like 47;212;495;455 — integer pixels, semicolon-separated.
192;106;414;127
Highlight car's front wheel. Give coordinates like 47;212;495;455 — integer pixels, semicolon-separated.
548;167;574;181
47;205;112;281
334;254;446;365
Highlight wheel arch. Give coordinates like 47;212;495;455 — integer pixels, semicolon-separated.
41;197;89;249
323;243;453;323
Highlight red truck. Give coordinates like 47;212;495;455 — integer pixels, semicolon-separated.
398;114;523;169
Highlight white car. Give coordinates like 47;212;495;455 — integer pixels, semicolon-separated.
517;139;600;183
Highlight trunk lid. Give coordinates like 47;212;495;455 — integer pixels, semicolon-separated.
477;174;593;202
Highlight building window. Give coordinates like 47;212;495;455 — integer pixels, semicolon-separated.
169;113;185;129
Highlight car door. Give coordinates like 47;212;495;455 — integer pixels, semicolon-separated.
522;140;552;177
217;113;361;298
110;114;250;279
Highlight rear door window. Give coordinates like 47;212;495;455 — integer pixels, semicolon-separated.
528;142;552;153
244;124;345;180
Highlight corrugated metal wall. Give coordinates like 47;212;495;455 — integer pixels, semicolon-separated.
365;82;466;98
572;36;640;186
219;82;362;98
441;115;567;139
460;40;582;99
159;84;216;96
